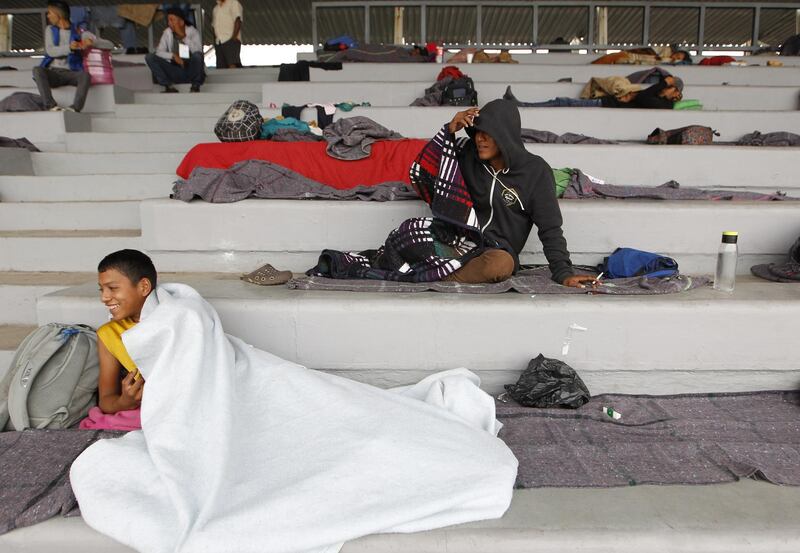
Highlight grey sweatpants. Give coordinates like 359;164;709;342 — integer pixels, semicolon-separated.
31;66;91;112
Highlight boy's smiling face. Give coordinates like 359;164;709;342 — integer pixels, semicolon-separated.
98;268;151;322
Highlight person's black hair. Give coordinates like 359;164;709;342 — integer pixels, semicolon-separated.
47;1;70;20
165;7;187;22
674;50;693;64
98;249;158;289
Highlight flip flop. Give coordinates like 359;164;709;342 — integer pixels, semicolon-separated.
240;263;293;286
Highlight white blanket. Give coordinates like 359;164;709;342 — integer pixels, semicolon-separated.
71;284;518;553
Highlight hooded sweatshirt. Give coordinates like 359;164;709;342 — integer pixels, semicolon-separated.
459;99;574;283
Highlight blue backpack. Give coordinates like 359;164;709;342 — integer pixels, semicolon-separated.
599;247;679;279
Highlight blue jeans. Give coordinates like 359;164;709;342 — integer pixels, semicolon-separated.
519;97;603;108
145;52;206;87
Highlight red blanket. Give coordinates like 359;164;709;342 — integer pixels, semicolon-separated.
176;140;427;189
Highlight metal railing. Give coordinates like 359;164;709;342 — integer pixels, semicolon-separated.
311;1;800;53
0;5;204;55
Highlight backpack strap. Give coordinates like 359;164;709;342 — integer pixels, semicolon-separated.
6;325;94;430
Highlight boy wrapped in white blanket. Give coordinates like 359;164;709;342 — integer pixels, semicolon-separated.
72;250;518;553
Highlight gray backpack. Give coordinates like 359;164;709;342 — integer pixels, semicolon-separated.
0;323;99;431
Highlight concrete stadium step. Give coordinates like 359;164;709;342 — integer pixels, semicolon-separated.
0;230;141;272
31;152;182;175
65;132;217;153
112;102;279;118
0;85;116;113
132;91;262;104
0;324;36;376
262;81;800;110
157;82;264;93
4;479;799;553
140;199;797;274
0;201;140;231
0;174;174;202
93;106;800;142
204;66;280;83
37;275;800;394
0;272;93;325
0;111;90;145
310;60;800;84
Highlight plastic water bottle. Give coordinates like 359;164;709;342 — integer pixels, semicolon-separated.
713;231;738;292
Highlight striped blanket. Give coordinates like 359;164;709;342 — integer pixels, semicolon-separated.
308;125;483;282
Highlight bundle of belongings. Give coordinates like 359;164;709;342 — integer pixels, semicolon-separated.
411;66;478;107
751;235;800;282
592;46;692;65
0;92;46;112
737;131;800;147
317;43;437;63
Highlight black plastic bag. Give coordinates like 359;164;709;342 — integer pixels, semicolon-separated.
504;354;591;408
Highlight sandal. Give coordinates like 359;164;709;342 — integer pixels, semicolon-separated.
240;264;293;286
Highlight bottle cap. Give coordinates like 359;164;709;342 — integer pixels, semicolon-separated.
721;231;738;244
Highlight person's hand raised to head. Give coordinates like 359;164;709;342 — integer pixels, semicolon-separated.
448;107;480;134
562;274;599;289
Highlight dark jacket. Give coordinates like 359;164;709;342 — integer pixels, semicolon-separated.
458;99;574;283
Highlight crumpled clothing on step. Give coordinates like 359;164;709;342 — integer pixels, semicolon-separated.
323;115;404;160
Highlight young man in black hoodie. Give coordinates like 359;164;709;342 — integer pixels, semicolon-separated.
443;100;595;288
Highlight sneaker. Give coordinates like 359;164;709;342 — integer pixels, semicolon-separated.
48;106;64;112
162;85;179;93
189;84;201;93
64;106;76;112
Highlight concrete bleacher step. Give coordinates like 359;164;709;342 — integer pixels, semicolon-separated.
91;106;800;142
309;60;800;84
0;85;116;113
0;111;90;146
3;479;799;553
261;81;800;111
0;272;92;325
0;230;140;272
112;102;279;118
162;82;264;93
203;66;280;83
132;91;262;104
0;174;174;202
0;202;140;231
65;132;217;153
31;152;182;175
36;275;800;395
0;324;36;375
141;199;798;274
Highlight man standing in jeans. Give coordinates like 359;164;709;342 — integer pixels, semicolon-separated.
32;1;95;112
144;8;205;93
212;0;243;68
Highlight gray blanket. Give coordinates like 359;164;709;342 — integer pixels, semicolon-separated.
0;137;39;152
287;267;711;295
2;390;797;535
323;116;404;160
563;169;793;201
172;159;417;203
410;77;452;107
0;429;119;534
0;92;45;112
502;390;800;488
521;128;617;144
737;131;800;146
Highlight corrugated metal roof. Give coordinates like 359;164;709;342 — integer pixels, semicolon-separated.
2;1;799;50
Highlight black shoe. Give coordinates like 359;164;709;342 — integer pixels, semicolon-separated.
190;84;200;93
163;85;179;93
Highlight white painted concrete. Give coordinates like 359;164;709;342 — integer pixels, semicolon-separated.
36;276;800;394
31;152;183;175
141;199;799;274
0;233;141;271
65;132;217;153
0;111;90;144
0;174;174;201
264;81;800;110
133;91;261;104
0;283;68;324
0;202;140;231
0;148;33;175
310;60;800;82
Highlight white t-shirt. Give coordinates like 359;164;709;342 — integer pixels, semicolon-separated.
212;0;243;43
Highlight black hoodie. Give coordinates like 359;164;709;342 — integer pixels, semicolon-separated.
458;99;575;283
